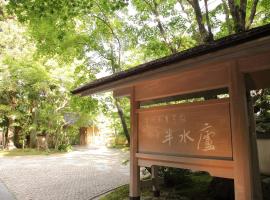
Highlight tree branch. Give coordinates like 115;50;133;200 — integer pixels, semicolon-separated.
187;0;213;42
186;0;194;7
240;0;247;29
204;0;213;40
0;6;4;18
92;1;122;69
143;0;177;53
178;0;193;25
246;0;259;29
228;0;247;32
222;0;233;34
55;99;68;112
114;97;130;145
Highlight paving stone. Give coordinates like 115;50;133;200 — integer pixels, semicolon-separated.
0;146;129;200
0;180;16;200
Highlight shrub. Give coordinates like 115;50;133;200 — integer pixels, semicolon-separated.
159;167;192;187
58;144;72;152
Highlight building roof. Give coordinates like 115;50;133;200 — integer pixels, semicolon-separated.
72;23;270;95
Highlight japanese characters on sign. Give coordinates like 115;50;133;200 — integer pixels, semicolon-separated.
161;123;215;152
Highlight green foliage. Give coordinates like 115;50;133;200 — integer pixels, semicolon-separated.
58;144;72;152
253;90;270;134
2;0;270;149
7;0;90;60
108;134;128;148
252;0;270;26
7;0;128;62
101;173;213;200
0;9;98;149
159;167;193;187
100;95;130;143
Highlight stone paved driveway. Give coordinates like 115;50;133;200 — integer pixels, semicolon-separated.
0;146;129;200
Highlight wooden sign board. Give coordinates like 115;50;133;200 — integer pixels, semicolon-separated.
138;99;232;159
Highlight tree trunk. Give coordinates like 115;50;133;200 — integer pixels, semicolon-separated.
1;130;4;150
30;108;38;148
4;127;8;149
204;0;213;39
246;0;259;29
222;0;233;34
228;0;247;32
13;126;22;148
3;126;8;149
109;46;130;146
188;0;213;42
239;0;247;30
54;133;59;150
114;98;130;145
3;118;10;149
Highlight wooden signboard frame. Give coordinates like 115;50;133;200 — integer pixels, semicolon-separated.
126;62;265;200
137;99;232;159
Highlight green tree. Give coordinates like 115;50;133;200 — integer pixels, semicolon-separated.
5;0;270;148
0;3;99;149
7;0;132;144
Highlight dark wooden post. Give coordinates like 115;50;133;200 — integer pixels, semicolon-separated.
130;87;140;200
246;87;263;200
229;62;262;200
151;165;160;197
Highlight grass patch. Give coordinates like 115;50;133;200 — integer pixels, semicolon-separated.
100;185;129;200
173;173;213;200
101;173;213;200
0;148;66;157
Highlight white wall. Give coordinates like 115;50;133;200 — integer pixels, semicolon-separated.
257;139;270;175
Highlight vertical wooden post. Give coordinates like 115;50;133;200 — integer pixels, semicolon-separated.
229;62;262;200
151;165;160;197
247;89;263;200
130;87;140;200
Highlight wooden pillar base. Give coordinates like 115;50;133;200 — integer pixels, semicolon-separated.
151;165;160;198
153;190;160;197
129;196;140;200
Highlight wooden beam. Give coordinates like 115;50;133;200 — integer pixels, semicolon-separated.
140;88;228;107
113;87;132;98
137;153;234;179
238;51;270;73
129;87;140;199
135;64;229;101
